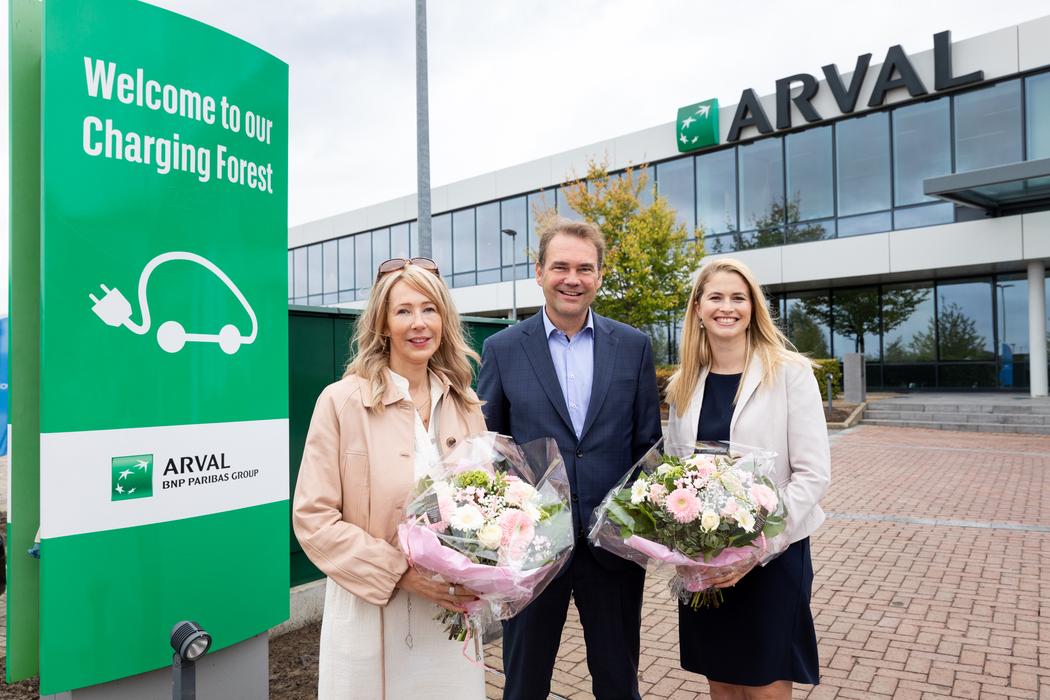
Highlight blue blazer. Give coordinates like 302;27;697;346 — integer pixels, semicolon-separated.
478;310;662;566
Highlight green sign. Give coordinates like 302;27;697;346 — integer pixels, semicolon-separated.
676;98;719;152
20;0;290;692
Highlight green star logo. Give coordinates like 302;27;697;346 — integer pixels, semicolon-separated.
111;454;154;501
676;98;719;153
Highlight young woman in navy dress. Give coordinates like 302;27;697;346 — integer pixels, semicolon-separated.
665;258;831;699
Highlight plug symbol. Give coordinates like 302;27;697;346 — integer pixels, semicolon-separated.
89;284;134;328
88;252;258;355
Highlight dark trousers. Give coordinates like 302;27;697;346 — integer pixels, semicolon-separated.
502;543;645;700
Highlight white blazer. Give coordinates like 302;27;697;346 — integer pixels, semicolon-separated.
666;355;831;549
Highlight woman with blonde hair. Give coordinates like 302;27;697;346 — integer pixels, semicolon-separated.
666;257;830;699
293;259;486;700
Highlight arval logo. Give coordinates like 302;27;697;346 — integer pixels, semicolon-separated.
676;98;719;153
111;454;154;501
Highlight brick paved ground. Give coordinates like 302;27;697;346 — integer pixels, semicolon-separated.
484;425;1050;699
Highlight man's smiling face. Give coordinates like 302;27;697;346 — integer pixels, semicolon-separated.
536;232;602;332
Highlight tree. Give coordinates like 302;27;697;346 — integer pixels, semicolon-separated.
784;304;829;357
801;287;929;356
551;161;704;332
909;299;990;361
728;197;828;251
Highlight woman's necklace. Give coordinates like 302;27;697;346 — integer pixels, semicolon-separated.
411;385;431;428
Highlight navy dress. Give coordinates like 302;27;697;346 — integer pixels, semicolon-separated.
678;372;820;686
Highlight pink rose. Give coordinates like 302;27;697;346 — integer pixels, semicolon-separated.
648;483;668;506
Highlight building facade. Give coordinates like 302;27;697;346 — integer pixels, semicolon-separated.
289;16;1050;395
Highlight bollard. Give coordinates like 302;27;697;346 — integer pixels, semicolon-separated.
826;375;833;411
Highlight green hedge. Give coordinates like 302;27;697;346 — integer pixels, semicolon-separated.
812;359;841;401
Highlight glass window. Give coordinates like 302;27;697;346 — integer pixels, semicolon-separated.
786;126;833;221
939;364;996;388
837;211;892;237
408;220;418;257
432;213;452;284
993;276;1029;359
476;203;500;275
338;237;354;302
558;185;583;218
371;228;390;270
893;203;953;230
529;191;556;266
837;111;890;216
656;158;696;233
1027;72;1050;160
355;232;372;300
390;223;411;259
936;279;994;361
287;251;294;300
784;292;830;357
882;282;934;362
501;196;529;281
635;166;655;207
786;219;835;244
322;239;338;304
697;148;737;235
307;244;322;296
882;364;935;389
452;209;476;287
738;137;784;233
954;79;1022;172
830;287;880;361
893;98;950;206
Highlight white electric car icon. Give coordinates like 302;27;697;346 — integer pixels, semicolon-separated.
89;251;258;355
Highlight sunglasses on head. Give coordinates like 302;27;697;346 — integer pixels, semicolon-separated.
375;257;441;283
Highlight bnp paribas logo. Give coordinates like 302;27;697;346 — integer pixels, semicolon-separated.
676;98;719;153
111;454;154;501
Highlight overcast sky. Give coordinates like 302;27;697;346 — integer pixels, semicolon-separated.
2;1;1049;313
143;0;1049;227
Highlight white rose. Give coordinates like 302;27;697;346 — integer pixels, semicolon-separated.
630;480;649;504
737;510;756;532
450;504;484;531
700;511;720;532
477;523;503;549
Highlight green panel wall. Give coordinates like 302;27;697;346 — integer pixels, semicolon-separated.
6;0;42;681
286;306;511;585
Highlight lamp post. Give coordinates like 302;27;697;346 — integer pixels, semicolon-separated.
501;228;518;321
996;282;1014;344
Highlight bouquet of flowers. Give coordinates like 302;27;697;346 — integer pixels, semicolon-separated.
589;439;786;608
397;433;574;648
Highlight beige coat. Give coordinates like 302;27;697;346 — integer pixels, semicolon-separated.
666;355;831;548
292;372;486;606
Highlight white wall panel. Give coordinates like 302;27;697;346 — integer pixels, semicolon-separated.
1022;211;1050;259
782;234;891;284
1019;15;1050;71
889;217;1022;272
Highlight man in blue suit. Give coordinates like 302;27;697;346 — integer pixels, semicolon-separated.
479;218;662;700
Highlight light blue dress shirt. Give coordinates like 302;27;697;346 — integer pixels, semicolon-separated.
542;307;594;438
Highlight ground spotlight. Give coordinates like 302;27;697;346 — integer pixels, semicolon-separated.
171;621;212;699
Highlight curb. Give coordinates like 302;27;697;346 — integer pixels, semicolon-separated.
827;401;867;431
